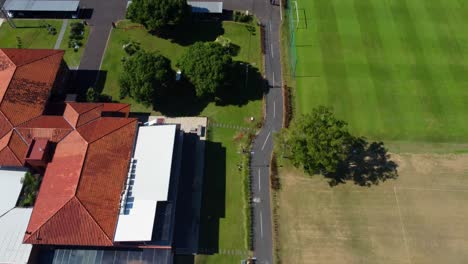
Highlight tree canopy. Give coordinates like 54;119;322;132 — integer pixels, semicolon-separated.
277;106;354;175
119;51;173;106
277;106;398;186
127;0;189;32
178;42;232;98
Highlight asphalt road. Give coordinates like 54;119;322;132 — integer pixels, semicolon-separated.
74;0;127;92
224;1;284;263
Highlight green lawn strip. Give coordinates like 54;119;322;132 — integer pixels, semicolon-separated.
196;127;250;264
0;19;62;49
293;0;468;142
100;20;263;125
59;20;90;68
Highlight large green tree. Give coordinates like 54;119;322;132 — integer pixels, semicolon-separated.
119;51;173;106
277;106;354;175
277;106;397;185
178;42;232;98
127;0;189;32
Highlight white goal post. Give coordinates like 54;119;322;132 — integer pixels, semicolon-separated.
294;1;300;29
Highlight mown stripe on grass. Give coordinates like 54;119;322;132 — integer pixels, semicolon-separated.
312;0;353;118
389;0;447;141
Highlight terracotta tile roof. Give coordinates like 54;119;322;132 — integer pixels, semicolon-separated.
24;118;138;246
77;118;137;143
77;119;137;240
0;50;64;126
67;102;102;114
0;49;66;166
102;103;131;116
0;112;13;139
18;115;72;129
0;50;16;103
24;197;113;246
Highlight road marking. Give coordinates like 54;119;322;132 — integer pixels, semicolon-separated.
260;211;264;238
273;101;276;118
270;43;274;58
269;22;272;34
272;71;275;87
261;132;271;151
394;187;412;264
258;169;261;191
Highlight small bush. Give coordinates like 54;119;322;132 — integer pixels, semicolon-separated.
233;10;253;23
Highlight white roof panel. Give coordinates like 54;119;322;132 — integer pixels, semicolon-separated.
3;0;80;11
114;125;177;242
188;1;223;13
0;168;27;216
0;209;33;264
0;168;32;264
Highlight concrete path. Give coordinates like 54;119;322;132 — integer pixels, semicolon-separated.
54;19;68;49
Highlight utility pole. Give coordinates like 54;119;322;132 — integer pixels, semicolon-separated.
0;0;16;28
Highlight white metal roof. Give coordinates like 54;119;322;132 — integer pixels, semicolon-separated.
0;168;32;264
114;125;177;242
3;0;80;11
0;208;33;264
188;1;223;13
0;168;27;216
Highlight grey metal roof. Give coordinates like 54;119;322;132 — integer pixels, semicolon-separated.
3;0;79;12
188;1;223;13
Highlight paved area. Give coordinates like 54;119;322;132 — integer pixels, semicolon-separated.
75;0;128;89
0;19;4;27
54;19;68;49
223;1;284;263
148;116;208;140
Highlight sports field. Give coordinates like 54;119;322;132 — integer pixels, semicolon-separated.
291;0;468;142
277;153;468;264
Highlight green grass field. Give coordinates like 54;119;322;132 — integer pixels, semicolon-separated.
100;20;263;126
0;19;89;67
197;127;252;264
292;0;468;142
277;153;468;264
0;19;62;49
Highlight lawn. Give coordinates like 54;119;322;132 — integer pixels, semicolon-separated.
277;153;468;264
0;19;62;49
292;0;468;142
0;19;89;67
60;20;90;68
100;20;263;125
196;127;252;264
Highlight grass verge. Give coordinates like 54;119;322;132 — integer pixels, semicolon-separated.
59;20;90;68
0;19;62;49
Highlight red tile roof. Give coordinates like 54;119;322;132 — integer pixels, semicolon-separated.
0;48;140;247
24;118;138;246
0;49;64;126
0;49;65;164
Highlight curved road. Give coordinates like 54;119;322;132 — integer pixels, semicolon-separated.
224;1;284;263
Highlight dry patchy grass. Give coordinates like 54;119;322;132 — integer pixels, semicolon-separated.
278;153;468;264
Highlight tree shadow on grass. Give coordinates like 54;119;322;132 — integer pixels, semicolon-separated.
197;141;226;254
215;62;267;107
327;139;399;187
154;79;209;117
155;20;224;46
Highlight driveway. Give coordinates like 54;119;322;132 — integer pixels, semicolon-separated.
75;0;128;90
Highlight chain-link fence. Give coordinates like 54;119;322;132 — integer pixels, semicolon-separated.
285;0;298;77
